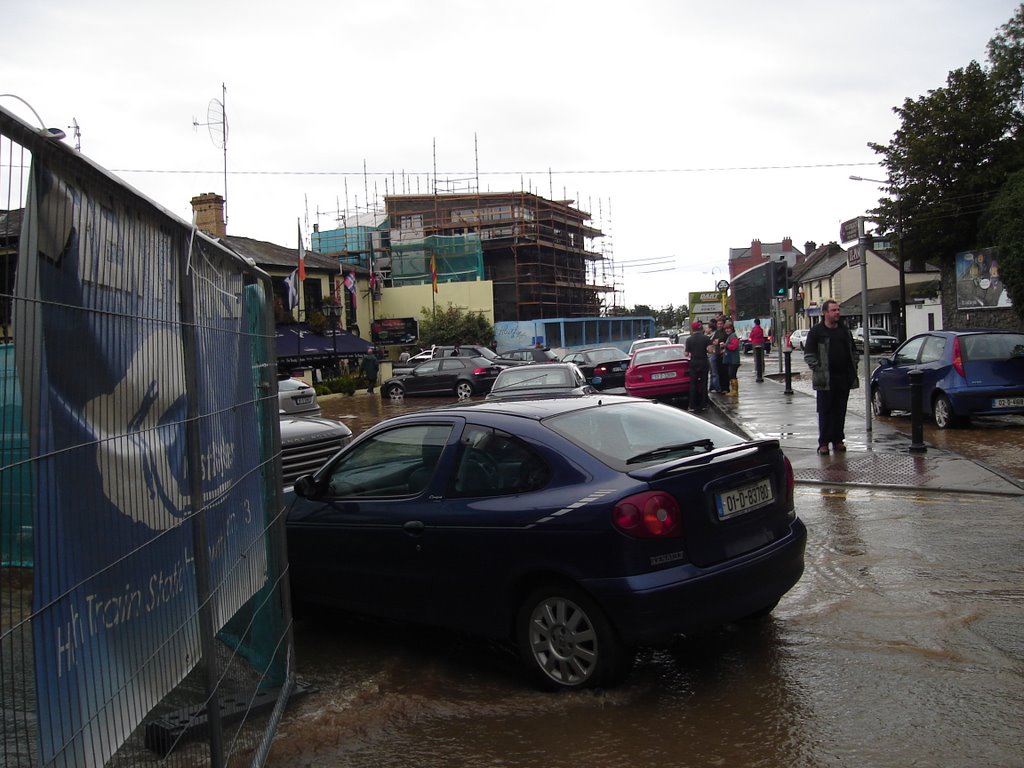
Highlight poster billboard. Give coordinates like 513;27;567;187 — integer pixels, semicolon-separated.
955;247;1011;309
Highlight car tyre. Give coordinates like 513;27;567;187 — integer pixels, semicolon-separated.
516;583;632;691
385;383;405;401
455;381;475;400
932;393;960;429
871;386;891;417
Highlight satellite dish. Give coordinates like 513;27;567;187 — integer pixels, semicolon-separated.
207;98;227;149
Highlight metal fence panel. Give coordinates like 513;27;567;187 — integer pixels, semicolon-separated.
1;103;293;768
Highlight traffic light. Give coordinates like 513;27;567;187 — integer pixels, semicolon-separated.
771;260;789;297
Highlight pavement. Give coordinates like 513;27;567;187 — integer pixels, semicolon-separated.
708;349;1024;497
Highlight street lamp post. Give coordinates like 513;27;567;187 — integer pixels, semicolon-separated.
850;175;906;342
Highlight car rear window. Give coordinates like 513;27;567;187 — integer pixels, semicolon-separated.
544;401;742;468
962;333;1024;361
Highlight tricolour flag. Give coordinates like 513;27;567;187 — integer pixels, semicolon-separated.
430;254;438;293
285;269;298;310
297;219;306;282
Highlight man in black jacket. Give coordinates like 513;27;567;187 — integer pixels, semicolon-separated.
803;300;859;455
684;321;711;411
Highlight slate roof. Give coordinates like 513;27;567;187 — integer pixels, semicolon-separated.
220;235;347;273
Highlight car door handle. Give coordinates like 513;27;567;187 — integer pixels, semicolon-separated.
403;520;425;535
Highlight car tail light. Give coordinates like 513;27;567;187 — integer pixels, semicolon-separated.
951;336;965;378
473;367;490;375
612;491;682;538
595;364;609;375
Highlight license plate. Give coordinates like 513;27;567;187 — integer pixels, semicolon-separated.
715;477;774;520
294;395;313;405
993;397;1024;408
651;371;677;380
612;365;625;372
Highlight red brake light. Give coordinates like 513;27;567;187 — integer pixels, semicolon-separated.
951;336;965;378
612;492;682;538
473;367;490;375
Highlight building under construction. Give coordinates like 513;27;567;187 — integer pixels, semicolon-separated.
384;191;612;322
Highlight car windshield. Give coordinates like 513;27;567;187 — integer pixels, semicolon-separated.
544;400;743;468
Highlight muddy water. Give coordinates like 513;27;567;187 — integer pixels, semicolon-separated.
270;400;1024;768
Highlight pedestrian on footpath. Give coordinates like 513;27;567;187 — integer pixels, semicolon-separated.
685;320;710;411
802;299;859;454
749;318;766;381
360;346;380;394
722;320;741;395
709;319;728;392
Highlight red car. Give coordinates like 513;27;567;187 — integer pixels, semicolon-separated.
625;344;692;402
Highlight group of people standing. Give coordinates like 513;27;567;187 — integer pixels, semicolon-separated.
684;315;741;412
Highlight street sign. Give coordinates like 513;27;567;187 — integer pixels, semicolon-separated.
840;216;863;244
716;279;730;292
847;244;862;268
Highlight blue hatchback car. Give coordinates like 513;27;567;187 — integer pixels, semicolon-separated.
870;329;1024;428
285;395;806;690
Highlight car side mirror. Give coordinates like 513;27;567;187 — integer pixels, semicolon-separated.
293;475;316;498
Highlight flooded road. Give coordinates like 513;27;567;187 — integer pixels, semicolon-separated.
267;394;1024;767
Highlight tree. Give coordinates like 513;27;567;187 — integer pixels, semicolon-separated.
417;303;494;346
979;169;1024;319
868;61;1017;271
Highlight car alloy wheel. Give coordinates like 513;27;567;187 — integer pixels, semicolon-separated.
455;381;475;400
871;386;891;417
933;394;956;429
517;584;630;691
385;383;405;401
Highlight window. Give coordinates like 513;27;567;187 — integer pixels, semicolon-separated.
894;337;925;367
450;425;549;497
324;423;452;498
919;335;946;364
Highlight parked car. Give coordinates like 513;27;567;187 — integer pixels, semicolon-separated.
278;376;320;416
487;362;592;399
502;347;560;364
740;336;772;355
853;326;899;354
285;395;806;690
624;344;692;402
628;337;673;356
381;356;502;400
561;347;631;390
279;415;352;486
869;330;1024;428
788;327;810;350
393;345;522;373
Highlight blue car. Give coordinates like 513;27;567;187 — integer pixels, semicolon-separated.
870;330;1024;428
285;395;806;690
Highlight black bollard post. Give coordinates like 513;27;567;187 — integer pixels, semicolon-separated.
783;349;794;394
908;369;927;453
754;346;764;382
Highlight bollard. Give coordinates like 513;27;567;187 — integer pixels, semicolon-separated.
908;369;927;453
754;346;764;382
783;349;794;394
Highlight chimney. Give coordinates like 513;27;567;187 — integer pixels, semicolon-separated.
782;236;793;252
804;240;816;256
190;193;226;238
751;239;762;259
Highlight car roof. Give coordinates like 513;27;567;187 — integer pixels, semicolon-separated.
392;392;640;421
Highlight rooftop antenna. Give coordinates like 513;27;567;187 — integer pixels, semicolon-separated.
193;83;229;223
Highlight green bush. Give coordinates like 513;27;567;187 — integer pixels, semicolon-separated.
317;373;361;396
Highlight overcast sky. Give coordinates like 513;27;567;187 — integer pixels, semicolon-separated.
3;0;1020;310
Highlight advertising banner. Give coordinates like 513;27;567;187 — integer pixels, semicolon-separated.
955;247;1011;309
16;162;266;766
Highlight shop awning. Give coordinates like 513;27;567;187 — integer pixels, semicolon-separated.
275;323;372;364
